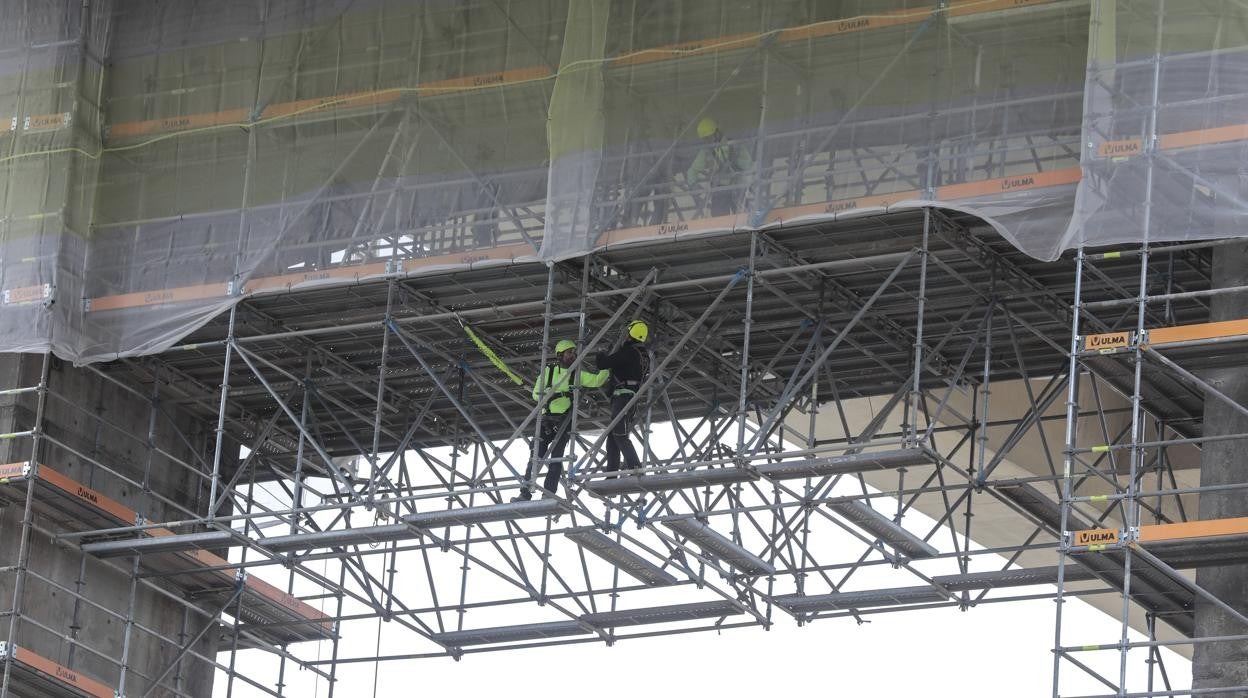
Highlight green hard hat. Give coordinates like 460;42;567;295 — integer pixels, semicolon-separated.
555;339;576;354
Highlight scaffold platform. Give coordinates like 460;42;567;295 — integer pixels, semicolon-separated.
580;449;939;497
0;462;335;646
0;642;115;698
756;448;936;480
582;467;758;497
828;500;939;559
563;528;678;587
86;528;336;646
90;498;570;557
0;462;137;533
433;600;744;650
786;485;1248;635
190;569;337;646
773;566;1100;617
663;519;776;576
3;0;1248;694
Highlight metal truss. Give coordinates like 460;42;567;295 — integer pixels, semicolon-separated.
1046;3;1248;695
4;3;1245;697
1048;238;1248;697
4;191;1225;696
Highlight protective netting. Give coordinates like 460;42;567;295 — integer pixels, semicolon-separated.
0;0;110;354
1067;2;1248;251
0;1;1244;362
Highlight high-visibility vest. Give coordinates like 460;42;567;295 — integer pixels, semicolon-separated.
532;363;610;414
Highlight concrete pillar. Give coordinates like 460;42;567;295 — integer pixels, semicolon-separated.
1192;241;1248;692
0;353;220;697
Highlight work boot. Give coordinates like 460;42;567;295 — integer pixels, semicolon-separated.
511;489;533;503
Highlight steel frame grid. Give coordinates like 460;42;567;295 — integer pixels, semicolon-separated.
0;164;1228;698
1047;1;1248;694
0;355;344;698
6;3;1247;697
1049;239;1248;696
1;207;1228;697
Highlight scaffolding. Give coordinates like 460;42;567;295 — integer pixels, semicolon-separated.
4;202;1223;696
3;1;1248;697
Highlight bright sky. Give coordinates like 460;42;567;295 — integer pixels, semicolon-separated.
212;575;1190;698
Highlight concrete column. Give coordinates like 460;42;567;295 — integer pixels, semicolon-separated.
1192;241;1248;692
0;354;220;697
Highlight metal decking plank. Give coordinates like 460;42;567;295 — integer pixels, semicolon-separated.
81;528;336;645
933;565;1097;591
663;518;776;575
564;528;678;586
260;523;413;553
1068;549;1196;636
82;530;235;558
995;482;1093;532
434;621;589;647
0;462;138;534
581;600;742;627
0;642;116;698
434;600;746;648
777;565;1104;614
775;587;947;613
583;467;758;497
827;500;939;559
404;498;566;528
757;448;934;480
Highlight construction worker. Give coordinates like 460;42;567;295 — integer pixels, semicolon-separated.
517;339;610;500
685;117;754;216
595;320;650;473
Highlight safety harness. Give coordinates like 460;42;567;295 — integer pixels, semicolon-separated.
543;364;572;414
611;344;649;396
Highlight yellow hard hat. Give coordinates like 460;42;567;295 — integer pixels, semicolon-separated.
628;320;649;343
554;339;576;354
696;117;718;139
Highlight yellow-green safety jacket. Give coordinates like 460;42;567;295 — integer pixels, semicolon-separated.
686;140;754;186
532;363;610;415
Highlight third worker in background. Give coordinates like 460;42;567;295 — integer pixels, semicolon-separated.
596;320;650;473
686;117;754;216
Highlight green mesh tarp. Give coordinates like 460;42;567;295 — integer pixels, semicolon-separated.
1;1;1246;362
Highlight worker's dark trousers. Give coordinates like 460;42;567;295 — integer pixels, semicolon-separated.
710;189;739;216
521;412;571;497
605;392;642;472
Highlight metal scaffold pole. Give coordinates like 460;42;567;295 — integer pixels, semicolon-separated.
1053;244;1085;698
26;2;1248;695
0;353;51;698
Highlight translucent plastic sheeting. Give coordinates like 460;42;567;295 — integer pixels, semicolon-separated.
543;0;1090;260
1064;2;1248;253
0;1;1242;363
0;0;111;354
77;0;558;361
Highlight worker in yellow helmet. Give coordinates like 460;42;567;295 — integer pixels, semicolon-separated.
517;339;611;500
594;320;651;473
686;117;754;216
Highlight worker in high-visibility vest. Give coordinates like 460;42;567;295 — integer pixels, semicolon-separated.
595;320;650;473
686;117;754;216
516;339;610;500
